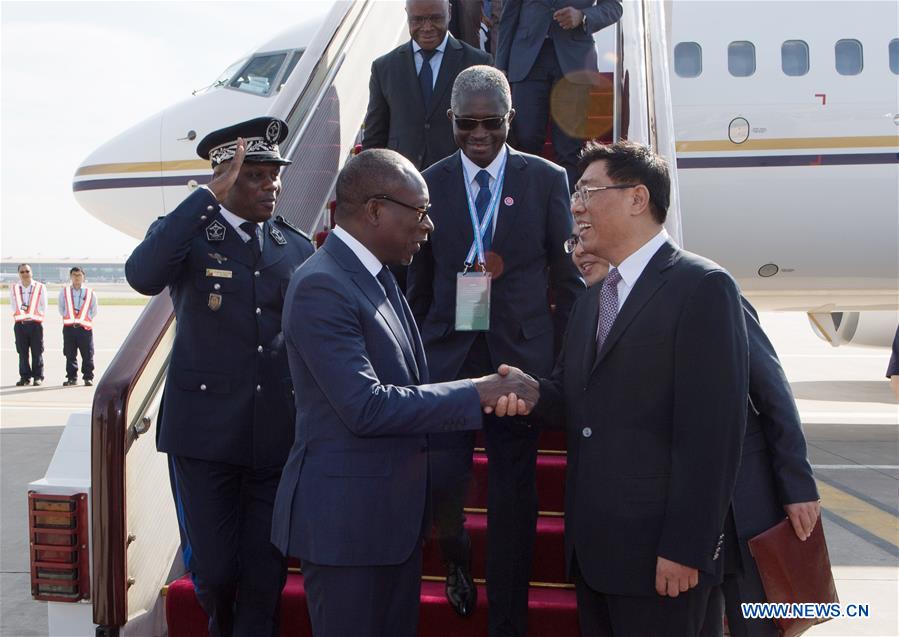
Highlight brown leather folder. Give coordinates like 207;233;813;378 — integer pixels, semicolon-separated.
747;516;838;637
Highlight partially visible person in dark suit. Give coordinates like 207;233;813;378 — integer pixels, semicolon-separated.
270;148;537;637
503;140;748;636
566;224;609;286
496;0;622;189
888;325;899;400
126;118;314;637
698;299;820;637
406;65;583;634
449;0;484;49
363;0;491;292
362;0;491;171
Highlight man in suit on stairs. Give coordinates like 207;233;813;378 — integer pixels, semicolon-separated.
406;65;583;635
362;0;492;172
271;149;537;637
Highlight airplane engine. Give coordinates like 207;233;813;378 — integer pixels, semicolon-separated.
808;310;899;348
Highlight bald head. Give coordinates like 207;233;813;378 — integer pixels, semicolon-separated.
335;149;423;221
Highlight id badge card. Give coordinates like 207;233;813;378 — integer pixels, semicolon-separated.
455;271;491;331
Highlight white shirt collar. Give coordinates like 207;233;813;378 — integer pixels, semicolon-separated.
615;229;669;291
218;205;262;242
332;225;384;280
460;144;508;187
412;31;449;56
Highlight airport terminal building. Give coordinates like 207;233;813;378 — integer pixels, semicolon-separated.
0;258;127;284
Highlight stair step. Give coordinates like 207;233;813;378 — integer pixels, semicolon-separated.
166;575;577;637
424;512;566;583
466;452;566;512
474;428;566;452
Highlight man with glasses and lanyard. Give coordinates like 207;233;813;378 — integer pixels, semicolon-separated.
407;65;583;635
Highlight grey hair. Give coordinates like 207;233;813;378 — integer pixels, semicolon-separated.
334;149;421;220
450;65;512;113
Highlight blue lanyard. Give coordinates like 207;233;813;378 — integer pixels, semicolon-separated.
463;150;508;269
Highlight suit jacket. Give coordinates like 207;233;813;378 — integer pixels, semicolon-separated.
406;147;584;382
125;188;314;467
361;35;492;170
537;240;748;596
270;233;483;565
496;0;623;83
731;299;819;552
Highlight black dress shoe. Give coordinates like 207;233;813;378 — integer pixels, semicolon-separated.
15;378;30;386
33;379;42;386
445;561;477;617
84;380;93;387
63;379;77;386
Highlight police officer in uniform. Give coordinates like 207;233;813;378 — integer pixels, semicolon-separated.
125;117;314;637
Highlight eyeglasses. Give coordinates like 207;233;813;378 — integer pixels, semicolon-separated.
452;113;510;131
370;194;431;223
408;13;447;26
570;184;639;206
563;233;580;255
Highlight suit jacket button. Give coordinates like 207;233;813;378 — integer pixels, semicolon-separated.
257;345;264;353
256;384;262;392
200;215;207;221
254;271;261;277
213;283;221;290
256;307;262;315
207;205;214;211
582;427;592;438
199;384;207;391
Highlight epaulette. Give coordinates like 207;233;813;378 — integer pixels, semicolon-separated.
275;215;312;242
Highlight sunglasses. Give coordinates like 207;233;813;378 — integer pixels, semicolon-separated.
452;113;510;131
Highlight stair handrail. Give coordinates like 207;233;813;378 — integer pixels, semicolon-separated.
91;291;175;629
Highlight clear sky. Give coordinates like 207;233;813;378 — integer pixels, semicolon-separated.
1;1;333;260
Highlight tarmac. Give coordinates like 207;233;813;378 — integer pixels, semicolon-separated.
0;299;897;636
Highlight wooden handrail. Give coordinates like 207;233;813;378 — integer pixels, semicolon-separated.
91;291;174;629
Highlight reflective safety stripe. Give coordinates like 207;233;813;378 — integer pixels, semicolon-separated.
11;282;45;323
63;286;94;330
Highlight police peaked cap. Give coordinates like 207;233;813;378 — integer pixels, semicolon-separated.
197;117;291;167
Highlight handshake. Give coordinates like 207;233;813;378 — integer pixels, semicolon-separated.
472;365;540;417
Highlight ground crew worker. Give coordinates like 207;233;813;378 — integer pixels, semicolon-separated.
11;263;47;386
58;266;98;386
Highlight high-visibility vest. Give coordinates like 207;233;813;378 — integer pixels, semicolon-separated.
62;286;94;330
11;282;45;323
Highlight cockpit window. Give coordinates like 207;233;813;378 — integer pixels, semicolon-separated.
229;53;288;95
280;50;304;91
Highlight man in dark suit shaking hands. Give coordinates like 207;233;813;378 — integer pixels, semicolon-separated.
505;141;749;635
407;65;583;634
362;0;492;171
271;149;537;637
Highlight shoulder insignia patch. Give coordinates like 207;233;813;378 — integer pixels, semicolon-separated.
275;215;312;242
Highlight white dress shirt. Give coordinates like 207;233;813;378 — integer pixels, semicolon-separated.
332;226;388;293
219;206;263;250
460;144;509;236
612;229;669;310
412;31;449;88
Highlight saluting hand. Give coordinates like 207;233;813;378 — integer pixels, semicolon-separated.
784;501;821;541
553;7;584;30
207;137;247;202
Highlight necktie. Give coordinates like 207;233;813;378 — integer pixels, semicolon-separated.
239;221;262;262
419;48;437;111
377;266;413;346
595;267;622;356
474;169;492;253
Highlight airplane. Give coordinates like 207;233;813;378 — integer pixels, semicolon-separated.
71;0;899;349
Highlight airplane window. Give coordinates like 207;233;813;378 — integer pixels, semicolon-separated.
728;41;756;77
782;40;809;76
278;50;305;92
890;39;899;74
835;39;863;75
674;42;702;77
229;53;288;96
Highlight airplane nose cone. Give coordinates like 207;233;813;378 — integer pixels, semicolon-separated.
72;112;166;239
